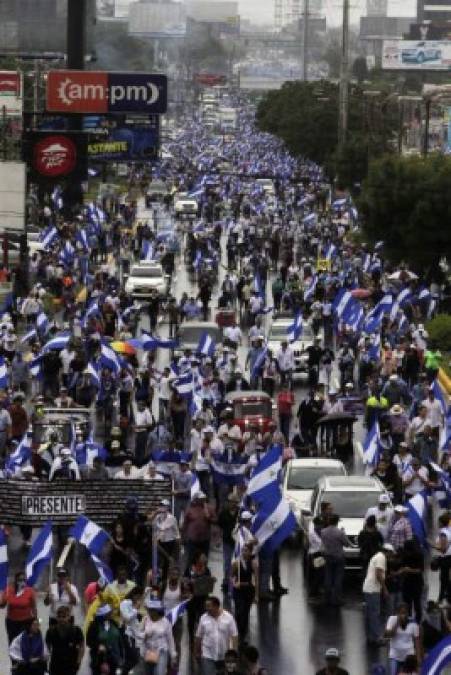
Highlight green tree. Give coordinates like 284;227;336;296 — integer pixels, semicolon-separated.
359;154;451;273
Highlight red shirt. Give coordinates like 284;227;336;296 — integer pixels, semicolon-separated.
5;585;36;622
277;390;294;415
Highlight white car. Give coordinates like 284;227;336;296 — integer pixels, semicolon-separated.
267;318;323;379
283;458;347;531
300;475;391;568
174;192;198;219
124;262;167;298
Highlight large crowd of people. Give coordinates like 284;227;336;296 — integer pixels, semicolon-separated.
0;94;449;675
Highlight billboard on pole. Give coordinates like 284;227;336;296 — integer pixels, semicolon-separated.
0;161;26;231
0;71;22;117
382;39;451;69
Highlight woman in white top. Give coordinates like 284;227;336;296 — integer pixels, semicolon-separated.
162;567;186;658
152;500;181;583
120;586;144;674
140;598;177;675
384;603;421;675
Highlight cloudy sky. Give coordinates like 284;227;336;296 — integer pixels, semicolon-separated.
238;0;417;26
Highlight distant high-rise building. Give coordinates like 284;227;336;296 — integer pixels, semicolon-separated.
275;0;322;30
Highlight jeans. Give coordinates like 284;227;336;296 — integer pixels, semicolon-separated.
259;553;273;594
389;658;403;675
324;556;344;605
143;649;168;675
201;658;224;675
223;540;234;587
364;592;381;643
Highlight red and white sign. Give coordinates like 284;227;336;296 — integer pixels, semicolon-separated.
0;71;22;117
33;135;77;177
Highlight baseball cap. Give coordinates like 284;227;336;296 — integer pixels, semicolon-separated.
379;494;390;504
160;499;170;507
325;648;340;659
240;510;253;520
394;504;407;513
195;491;207;500
382;543;395;552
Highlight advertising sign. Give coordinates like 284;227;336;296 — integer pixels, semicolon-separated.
382;40;451;70
24;132;87;181
46;71;168;114
0;71;22;116
22;495;86;516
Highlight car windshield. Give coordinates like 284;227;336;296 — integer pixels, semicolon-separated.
287;466;345;490
179;327;221;343
130;267;162;278
234;401;271;418
320;491;382;518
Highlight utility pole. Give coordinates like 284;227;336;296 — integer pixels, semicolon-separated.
64;0;87;213
302;0;309;81
338;0;350;151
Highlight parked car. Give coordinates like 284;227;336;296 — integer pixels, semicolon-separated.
283;458;347;537
174;192;198;220
224;390;276;435
267;318;323;380
300;475;391;568
401;42;442;64
124;262;168;298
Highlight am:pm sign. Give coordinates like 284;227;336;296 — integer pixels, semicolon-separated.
46;70;167;114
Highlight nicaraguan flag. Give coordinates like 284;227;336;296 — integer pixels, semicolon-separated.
251;347;268;380
197;331;215;357
397;287;413;307
287;312;303;343
303;275;317;302
303;213;316;225
421;633;451;674
210;452;248;485
0;529;7;591
36;311;49;336
21;328;37;344
82;300;100;328
140;333;178;350
398;311;409;335
5;432;32;475
41;333;70;353
332;198;347;209
173;371;194;397
251;494;297;555
25;521;53;586
40;225;59;250
100;343;121;374
70;515;109;556
91;553;113;583
0;357;8;389
59;240;75;267
363;253;371;273
324;243;337;260
76;440;107;467
407;490;428;549
29;355;43;379
332;289;354;319
86;362;101;388
345;303;364;332
76;229;90;251
363;421;380;467
247;444;282;505
368;333;381;362
418;287;431;302
191;473;201;500
166;599;189;626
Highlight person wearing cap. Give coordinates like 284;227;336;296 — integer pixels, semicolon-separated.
182;490;215;565
48;447;81;481
54;386;77;409
44;569;80;623
151;499;181;583
362;541;394;646
140;597;177;673
365;494;394;542
388;404;410;450
86;603;124;675
114;458;142;480
389;506;413;552
315;647;349;675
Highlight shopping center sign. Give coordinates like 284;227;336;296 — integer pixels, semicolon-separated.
46;70;168;114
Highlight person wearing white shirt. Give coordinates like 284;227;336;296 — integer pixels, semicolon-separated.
402;457;430;498
307;517;324;599
421;390;445;437
224;324;242;350
114;460;142;480
393;442;413;478
60;346;76;384
365;495;394;541
195;596;238;673
362;544;392;646
142;462;165;481
276;341;295;388
384;604;420;673
141;599;177;674
157;367;173;420
120;587;144;661
44;568;80;618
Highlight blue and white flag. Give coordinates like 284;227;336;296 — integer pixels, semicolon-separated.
40;225;59;250
191;472;201;500
36;311;49;336
397;287;413;307
332;198;347;209
25;521;53;586
173;371;194;397
59;240;75;267
233;525;246;561
407;490;428;549
368;333;381;362
287;312;302;343
0;357;8;389
100;343;121;374
91;553;114;583
5;432;32;475
430;462;451;509
166;599;189;626
82;300;100;328
141;240;154;261
251;347;268;381
140;334;178;351
363;253;371;273
41;333;70;353
197;332;215;357
324;243;337;260
418;288;431;302
251;494;297;555
76;229;90;252
247;444;282;505
0;529;7;591
70;516;109;557
76;440;107;467
86;362;101;388
210;454;248;486
303;276;317;302
21;328;37;344
303;212;316;225
193;250;202;270
421;634;451;675
363;422;380;468
29;355;43;379
332;289;354;320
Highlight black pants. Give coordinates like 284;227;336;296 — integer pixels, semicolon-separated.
159;540;178;584
233;588;254;641
123;634;140;674
6;617;31;644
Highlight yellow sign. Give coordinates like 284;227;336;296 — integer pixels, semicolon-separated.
317;258;331;271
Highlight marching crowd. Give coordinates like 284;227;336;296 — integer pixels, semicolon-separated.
0;96;449;675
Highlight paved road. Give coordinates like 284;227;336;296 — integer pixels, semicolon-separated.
0;199;440;675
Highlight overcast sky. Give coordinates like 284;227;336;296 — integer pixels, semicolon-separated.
238;0;417;26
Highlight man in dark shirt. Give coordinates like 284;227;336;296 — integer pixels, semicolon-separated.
45;605;84;675
315;647;349;675
217;495;240;592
